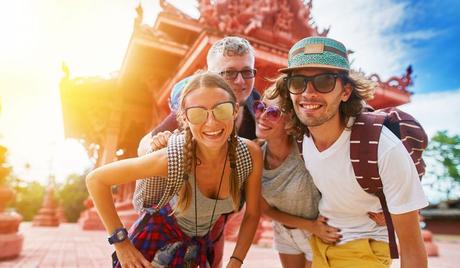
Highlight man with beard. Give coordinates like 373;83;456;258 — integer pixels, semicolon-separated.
276;36;428;268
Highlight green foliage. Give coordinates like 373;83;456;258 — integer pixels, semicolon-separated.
2;143;45;219
425;130;460;200
8;177;45;221
0;145;12;186
57;173;89;222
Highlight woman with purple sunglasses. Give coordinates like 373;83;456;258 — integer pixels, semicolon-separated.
254;76;340;268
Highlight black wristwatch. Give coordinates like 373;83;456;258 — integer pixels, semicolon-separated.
108;227;128;244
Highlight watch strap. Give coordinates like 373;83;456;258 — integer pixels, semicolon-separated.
108;227;128;244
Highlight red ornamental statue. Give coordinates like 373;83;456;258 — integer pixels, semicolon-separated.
0;146;23;260
32;183;60;227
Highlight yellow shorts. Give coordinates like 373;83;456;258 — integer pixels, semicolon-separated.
310;236;392;268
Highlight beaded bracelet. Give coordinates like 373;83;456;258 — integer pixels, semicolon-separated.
230;255;244;265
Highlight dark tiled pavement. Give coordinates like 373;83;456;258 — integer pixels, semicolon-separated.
1;222;459;267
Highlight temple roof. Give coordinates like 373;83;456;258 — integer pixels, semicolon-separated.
59;0;414;158
197;0;328;49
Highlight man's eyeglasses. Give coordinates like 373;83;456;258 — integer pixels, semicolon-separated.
284;73;347;94
185;101;235;125
253;100;282;121
219;69;257;80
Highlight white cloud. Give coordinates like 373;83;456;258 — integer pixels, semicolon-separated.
400;89;460;138
400;89;460;203
311;0;430;80
400;29;440;42
309;0;459;137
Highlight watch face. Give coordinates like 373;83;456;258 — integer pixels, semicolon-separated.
108;228;128;244
116;230;126;240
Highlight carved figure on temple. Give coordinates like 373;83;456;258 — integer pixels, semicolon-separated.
197;0;326;48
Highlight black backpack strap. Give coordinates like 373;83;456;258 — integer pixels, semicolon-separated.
350;113;399;259
132;133;186;213
235;137;253;186
234;137;254;211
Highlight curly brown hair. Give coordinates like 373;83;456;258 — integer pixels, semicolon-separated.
262;75;306;141
273;71;376;137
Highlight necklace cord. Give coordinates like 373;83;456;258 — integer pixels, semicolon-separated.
193;143;229;237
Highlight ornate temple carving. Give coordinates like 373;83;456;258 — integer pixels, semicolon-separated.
370;65;413;93
198;0;328;48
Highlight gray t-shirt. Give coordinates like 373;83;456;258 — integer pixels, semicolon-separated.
175;175;234;237
262;140;320;220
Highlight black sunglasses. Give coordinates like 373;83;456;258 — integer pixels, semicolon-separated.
284;73;347;94
218;69;257;80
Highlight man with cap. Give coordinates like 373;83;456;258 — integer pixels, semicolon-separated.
276;36;428;267
136;36;260;268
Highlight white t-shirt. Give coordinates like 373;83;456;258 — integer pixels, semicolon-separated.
302;126;428;244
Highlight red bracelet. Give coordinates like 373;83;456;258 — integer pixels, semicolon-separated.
230;255;244;264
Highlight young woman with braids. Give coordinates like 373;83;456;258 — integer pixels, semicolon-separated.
86;72;262;268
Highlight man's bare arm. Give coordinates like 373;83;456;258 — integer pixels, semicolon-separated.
392;210;427;268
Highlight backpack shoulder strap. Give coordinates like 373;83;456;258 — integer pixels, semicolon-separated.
235;137;253;186
350;112;386;193
133;133;186;213
350;112;399;259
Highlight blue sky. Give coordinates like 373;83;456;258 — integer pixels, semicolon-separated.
308;0;460;94
395;0;460;93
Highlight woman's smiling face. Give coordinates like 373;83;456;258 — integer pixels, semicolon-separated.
255;97;288;142
183;86;237;148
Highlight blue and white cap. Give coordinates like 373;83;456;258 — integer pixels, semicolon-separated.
279;36;350;73
169;76;193;112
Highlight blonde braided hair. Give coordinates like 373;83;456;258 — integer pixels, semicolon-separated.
228;125;241;210
175;127;194;213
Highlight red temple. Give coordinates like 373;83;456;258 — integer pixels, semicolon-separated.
60;0;416;244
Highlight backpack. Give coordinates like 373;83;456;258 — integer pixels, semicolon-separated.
350;107;428;259
296;107;427;259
